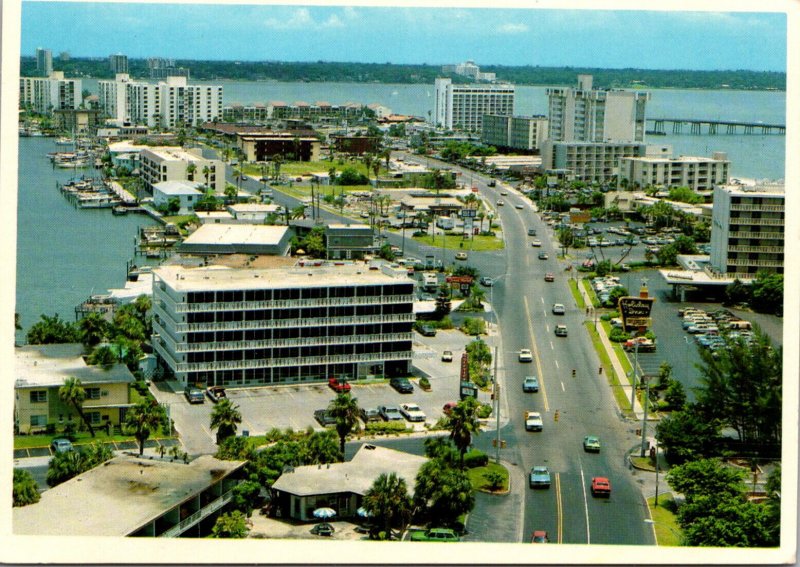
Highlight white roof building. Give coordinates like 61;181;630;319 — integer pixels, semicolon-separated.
179;224;293;255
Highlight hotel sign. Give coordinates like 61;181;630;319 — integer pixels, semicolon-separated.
618;296;655;329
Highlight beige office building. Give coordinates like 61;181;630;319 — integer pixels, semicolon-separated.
619;152;730;191
139;147;225;194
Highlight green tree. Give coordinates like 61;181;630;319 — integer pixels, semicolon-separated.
26;314;80;344
59;377;95;438
460;317;486;336
303;429;342;464
363;472;413;539
13;469;40;507
557;227;575;255
423;436;460;467
663;378;688;411
186;162;197;181
445;397;482;468
433;284;452;319
327;393;360;457
413;458;475;527
124;400;167;456
211;510;250;538
210;398;243;445
224;184;238;202
46;441;112;487
336;166;368;186
667;186;704;204
87;345;116;368
77;312;109;347
724;278;751;307
606;286;629;308
377;243;396;261
655;406;721;465
750;272;783;315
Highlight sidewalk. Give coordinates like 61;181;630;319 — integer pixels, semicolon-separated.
574;277;646;420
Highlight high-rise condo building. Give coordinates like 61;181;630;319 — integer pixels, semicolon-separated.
35;48;53;76
547;74;649;143
482;114;549;152
151;264;415;387
109;54;129;74
19;72;81;114
434;78;515;132
709;183;784;280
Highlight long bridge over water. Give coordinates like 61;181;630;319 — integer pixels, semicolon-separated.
647;118;785;135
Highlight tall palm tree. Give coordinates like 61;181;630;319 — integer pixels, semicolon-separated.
363;472;412;539
327;393;360;457
59;377;95;437
78;312;108;347
362;153;374;182
124;400;167;456
445;397;482;468
202;165;211;188
186;162;197;182
210;398;242;445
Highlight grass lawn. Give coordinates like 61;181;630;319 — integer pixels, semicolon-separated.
243;160;388;178
568;279;585;309
162;214;197;226
646;494;682;546
467;462;510;492
602;320;633;377
582;279;601;307
14;430;139;449
585;322;633;417
411;233;504;252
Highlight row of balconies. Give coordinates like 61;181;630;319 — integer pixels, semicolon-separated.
729;204;784;212
728;231;783;239
172;351;413;373
162;332;414;353
729;218;783;226
726;258;784;267
727;245;783;253
171;294;413;313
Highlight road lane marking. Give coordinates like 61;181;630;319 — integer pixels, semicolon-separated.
549;339;553;349
580;466;591;544
555;360;559;369
561;382;565;392
523;296;549;412
556;473;563;544
540;297;544;304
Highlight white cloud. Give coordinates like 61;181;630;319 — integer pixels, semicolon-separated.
263;8;314;30
322;15;345;28
498;22;529;34
343;7;359;20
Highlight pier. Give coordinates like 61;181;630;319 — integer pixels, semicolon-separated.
647;118;785;135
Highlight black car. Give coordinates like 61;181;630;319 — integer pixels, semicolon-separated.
184;385;205;404
359;407;382;422
390;377;414;393
418;325;437;337
313;409;337;426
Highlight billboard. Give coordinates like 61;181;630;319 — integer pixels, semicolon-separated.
618;296;655;329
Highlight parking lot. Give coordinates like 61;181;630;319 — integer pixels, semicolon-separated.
152;329;486;455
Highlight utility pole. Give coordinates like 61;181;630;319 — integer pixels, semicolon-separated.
630;341;639;413
494;345;500;464
640;375;650;457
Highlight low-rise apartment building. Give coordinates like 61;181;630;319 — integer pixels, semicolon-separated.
14;344;134;435
709;182;784;280
237;130;321;163
325;223;375;260
482;114;549;152
139;147;225;194
619;152;730;191
151;263;415;387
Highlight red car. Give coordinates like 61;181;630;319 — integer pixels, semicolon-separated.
328;377;351;393
591;476;611;497
530;530;549;543
442;402;458;416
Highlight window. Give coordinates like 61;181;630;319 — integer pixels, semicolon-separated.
86;412;102;424
85;387;101;400
30;390;47;403
30;415;47;427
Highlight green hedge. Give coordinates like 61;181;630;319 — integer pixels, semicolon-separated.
364;421;410;435
464;449;489;468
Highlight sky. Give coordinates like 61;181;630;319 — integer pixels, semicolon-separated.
19;3;788;71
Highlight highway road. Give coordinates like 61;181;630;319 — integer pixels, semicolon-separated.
399;154;655;545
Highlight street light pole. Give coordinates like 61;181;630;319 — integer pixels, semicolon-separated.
494;345;500;464
654;438;660;507
630;341;639;412
640;375;651;457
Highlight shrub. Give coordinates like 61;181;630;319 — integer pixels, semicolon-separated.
365;421;409;435
434;316;454;330
476;403;493;419
460;317;486;336
484;470;505;491
463;449;489;469
609;327;630;342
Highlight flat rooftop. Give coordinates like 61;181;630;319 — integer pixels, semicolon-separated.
13;454;245;537
15;344;135;389
182;224;290;247
154;262;411;292
227;203;281;213
154;180;203;196
272;444;426;497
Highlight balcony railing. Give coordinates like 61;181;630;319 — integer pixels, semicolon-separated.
728;231;783;239
173;350;414;373
166;332;414;353
167;313;416;334
171;294;414;313
726;258;784;267
726;245;783;254
729;217;783;226
158;489;233;538
730;204;784;212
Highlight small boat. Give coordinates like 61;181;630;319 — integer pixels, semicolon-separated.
55;137;73;145
112;205;128;215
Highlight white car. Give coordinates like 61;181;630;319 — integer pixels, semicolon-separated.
519;348;533;362
530;239;542;247
399;403;427;422
552;303;566;315
525;411;544;432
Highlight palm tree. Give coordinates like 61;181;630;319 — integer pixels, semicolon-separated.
210;398;242;445
186;162;197;182
202;165;211;188
59;377;94;438
328;393;360;457
363;472;412;539
362;153;374;182
77;312;108;347
124;400;167;456
445;397;482;468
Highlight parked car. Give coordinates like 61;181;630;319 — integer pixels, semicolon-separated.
544;273;555;282
525;411;544;432
310;522;335;536
591;476;611;497
455;252;468;261
518;348;533;362
480;276;493;286
522;375;540;393
390;377;414;393
583;435;601;452
359;407;381;423
314;409;337;426
417;325;437;337
399;403;427;422
184;385;205;404
206;385;226;403
554;324;568;337
529;466;552;488
623;337;656;352
409;528;459;542
328;376;351;393
378;405;403;421
530;530;550;543
441;350;454;362
552;303;566;315
50;438;74;453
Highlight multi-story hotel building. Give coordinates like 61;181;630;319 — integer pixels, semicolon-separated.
434;78;515;132
97;75;222;128
138;147;225;194
36;47;53;76
151;264;415;387
547;74;649;143
19;72;81;115
619;152;730;192
709;183;784;280
109;53;129;74
541;140;648;183
482;114;549;152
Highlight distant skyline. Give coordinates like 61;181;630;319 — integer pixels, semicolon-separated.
20;3;787;72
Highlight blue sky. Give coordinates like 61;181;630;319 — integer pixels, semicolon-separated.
20;3;787;71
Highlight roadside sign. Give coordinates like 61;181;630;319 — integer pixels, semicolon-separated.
618;296;655;329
